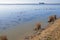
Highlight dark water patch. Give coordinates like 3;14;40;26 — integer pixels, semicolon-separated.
18;18;21;21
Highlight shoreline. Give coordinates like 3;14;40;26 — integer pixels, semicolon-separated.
25;18;60;40
0;19;48;40
0;4;60;5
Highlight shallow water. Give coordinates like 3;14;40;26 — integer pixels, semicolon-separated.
0;4;60;40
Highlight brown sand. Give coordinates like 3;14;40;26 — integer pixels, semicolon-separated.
28;19;60;40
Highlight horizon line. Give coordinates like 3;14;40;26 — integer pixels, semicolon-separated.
0;3;60;5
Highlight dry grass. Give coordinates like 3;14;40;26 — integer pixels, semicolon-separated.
28;19;60;40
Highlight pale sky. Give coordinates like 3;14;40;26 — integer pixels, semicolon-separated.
0;0;60;4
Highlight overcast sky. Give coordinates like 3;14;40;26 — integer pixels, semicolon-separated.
0;0;60;4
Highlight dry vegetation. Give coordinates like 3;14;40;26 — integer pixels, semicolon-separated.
24;15;60;40
27;19;60;40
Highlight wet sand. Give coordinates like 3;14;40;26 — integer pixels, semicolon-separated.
0;18;48;40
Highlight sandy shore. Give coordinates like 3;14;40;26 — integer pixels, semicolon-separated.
0;16;50;40
0;19;47;40
27;18;60;40
0;18;60;40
